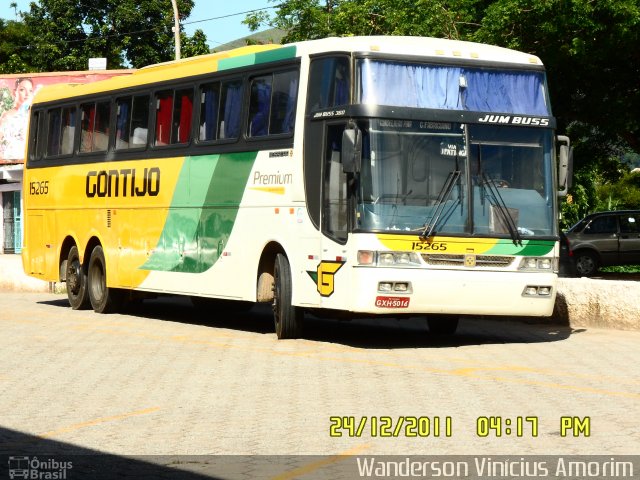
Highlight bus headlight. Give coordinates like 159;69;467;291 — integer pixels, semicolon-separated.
357;251;422;267
378;252;395;266
518;257;554;271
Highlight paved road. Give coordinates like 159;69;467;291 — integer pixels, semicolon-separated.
0;292;638;472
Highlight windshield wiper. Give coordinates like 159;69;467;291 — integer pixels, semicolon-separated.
481;172;522;245
421;170;461;239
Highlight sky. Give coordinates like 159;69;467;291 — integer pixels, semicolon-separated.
0;0;275;50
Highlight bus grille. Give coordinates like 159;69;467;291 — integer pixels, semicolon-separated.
421;254;515;268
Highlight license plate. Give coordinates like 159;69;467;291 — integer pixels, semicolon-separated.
375;296;410;308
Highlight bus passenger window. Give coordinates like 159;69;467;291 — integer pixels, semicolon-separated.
270;70;299;135
219;80;242;140
30;111;43;161
155;90;173;146
172;88;193;144
116;95;149;149
115;98;132;149
199;82;220;141
80;101;110;152
248;75;272;137
131;96;149;147
47;107;76;157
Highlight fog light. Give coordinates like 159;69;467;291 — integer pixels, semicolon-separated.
394;282;409;292
538;286;552;296
523;286;538;296
378;282;393;292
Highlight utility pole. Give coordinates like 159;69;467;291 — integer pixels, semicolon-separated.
171;0;181;60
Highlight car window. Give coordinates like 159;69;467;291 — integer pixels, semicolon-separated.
584;215;617;234
619;214;640;234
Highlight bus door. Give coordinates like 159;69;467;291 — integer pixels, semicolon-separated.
318;122;352;308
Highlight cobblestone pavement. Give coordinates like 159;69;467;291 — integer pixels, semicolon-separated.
0;292;638;463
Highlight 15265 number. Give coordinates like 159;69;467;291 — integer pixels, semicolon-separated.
411;241;447;251
29;181;49;195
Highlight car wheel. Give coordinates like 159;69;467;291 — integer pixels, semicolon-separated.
574;251;598;277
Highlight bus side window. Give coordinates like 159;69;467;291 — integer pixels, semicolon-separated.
323;124;349;243
115;97;133;149
47;107;76;157
270;70;299;135
307;57;350;112
248;75;272;137
131;95;149;147
155;90;173;146
220;80;242;140
80;101;110;153
171;88;194;144
199;82;220;142
116;95;149;150
30;111;44;161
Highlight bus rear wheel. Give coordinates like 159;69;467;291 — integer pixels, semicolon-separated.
427;315;459;335
272;253;303;339
87;245;123;314
66;246;90;310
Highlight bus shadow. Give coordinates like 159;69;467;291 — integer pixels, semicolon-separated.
0;426;218;479
38;296;575;349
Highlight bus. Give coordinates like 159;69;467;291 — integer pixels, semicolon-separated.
22;36;571;338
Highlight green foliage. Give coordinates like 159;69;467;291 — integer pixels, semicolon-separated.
245;0;486;43
1;0;208;71
0;19;34;72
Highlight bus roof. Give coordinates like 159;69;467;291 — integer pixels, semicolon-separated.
295;36;543;66
32;36;543;105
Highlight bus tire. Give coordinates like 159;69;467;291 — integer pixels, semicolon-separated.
87;245;123;314
272;253;302;339
427;315;459;335
66;246;90;310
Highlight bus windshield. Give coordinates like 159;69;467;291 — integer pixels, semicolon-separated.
355;120;556;237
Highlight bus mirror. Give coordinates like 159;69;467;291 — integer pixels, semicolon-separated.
557;135;573;197
342;127;362;174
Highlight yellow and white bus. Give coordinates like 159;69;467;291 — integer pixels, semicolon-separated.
22;36;571;338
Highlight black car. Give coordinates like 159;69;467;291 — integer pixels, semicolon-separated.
564;210;640;276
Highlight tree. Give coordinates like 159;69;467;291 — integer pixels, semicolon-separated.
17;0;209;71
244;0;487;43
0;19;34;73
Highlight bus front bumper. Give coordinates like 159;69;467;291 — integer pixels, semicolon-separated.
349;267;557;317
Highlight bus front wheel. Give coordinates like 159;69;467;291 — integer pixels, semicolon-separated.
272;253;302;339
87;245;122;314
66;246;90;310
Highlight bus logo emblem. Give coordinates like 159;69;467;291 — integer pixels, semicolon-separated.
307;261;345;297
464;254;476;267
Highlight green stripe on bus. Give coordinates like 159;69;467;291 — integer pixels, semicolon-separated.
487;239;555;256
142;151;258;273
218;46;297;71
